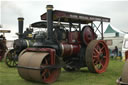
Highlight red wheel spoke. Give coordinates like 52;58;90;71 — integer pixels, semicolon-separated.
96;45;101;51
42;69;51;80
93;50;99;56
45;59;48;65
42;69;47;77
94;48;100;54
93;51;96;55
104;56;107;59
93;56;99;61
47;69;51;76
43;75;46;80
93;55;98;58
101;46;105;51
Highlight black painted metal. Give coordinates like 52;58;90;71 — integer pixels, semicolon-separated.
46;5;53;40
18;17;24;38
17;65;63;70
5;18;34;67
101;21;104;40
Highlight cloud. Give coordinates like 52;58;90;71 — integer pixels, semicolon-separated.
1;1;23;16
1;0;128;40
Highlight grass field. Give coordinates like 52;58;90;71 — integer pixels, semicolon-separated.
0;60;124;85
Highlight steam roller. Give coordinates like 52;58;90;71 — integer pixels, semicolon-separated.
17;5;110;83
5;17;34;67
116;59;128;85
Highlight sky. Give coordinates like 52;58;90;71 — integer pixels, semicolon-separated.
0;0;128;40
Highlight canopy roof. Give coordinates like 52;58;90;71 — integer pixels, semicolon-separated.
41;10;110;24
0;30;10;33
30;21;78;28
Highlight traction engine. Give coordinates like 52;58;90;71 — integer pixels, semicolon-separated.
0;30;10;61
5;18;34;67
17;5;110;83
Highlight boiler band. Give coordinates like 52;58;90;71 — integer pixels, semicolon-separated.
60;43;81;57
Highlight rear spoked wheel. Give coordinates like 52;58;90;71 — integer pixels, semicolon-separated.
5;49;18;67
86;40;109;73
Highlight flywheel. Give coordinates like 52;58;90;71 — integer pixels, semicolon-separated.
82;26;97;45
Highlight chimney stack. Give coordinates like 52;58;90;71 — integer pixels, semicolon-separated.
46;5;53;40
18;17;24;38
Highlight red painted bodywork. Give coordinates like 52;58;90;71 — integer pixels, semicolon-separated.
60;43;81;57
68;32;81;44
59;31;81;57
25;48;56;65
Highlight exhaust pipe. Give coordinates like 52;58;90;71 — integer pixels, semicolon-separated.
46;5;53;40
18;17;24;38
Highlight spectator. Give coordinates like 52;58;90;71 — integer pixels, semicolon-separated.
118;51;122;61
112;46;118;59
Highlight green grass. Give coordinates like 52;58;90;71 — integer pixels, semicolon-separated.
0;60;124;85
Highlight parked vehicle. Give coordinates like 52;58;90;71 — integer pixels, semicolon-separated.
122;34;128;60
17;5;110;83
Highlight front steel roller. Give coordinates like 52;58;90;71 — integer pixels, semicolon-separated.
18;51;61;83
86;40;109;73
4;49;18;67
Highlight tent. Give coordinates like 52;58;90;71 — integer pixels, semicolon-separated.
104;24;125;37
103;24;126;53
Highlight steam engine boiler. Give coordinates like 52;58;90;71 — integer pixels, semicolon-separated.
17;5;110;83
